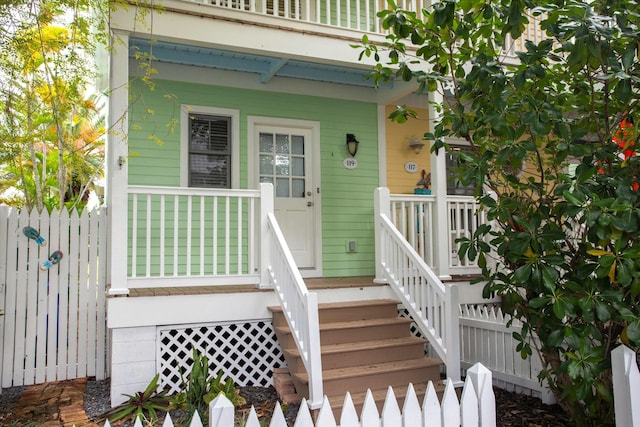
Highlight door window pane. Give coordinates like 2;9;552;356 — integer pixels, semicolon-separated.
276;178;290;197
292;178;305;198
276;134;289;153
292;135;305;155
260;133;274;152
260;155;274;175
292;157;304;176
275;155;289;176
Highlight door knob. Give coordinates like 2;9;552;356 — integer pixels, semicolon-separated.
307;201;313;207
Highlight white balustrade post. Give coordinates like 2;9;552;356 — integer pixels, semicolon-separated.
374;187;391;283
466;363;496;427
444;283;461;384
305;291;324;410
612;344;640;427
107;30;130;296
259;183;274;288
428;90;451;280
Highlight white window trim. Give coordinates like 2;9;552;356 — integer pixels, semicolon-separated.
180;105;240;188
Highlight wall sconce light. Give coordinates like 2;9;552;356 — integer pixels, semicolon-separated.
346;133;360;157
408;136;425;154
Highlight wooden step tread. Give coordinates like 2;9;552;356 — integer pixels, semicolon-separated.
268;298;399;313
293;357;442;383
320;317;413;332
274;316;413;335
283;336;425;357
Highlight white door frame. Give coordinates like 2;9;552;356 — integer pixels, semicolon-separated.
247;116;323;278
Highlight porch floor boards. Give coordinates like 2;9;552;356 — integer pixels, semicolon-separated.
113;276;380;297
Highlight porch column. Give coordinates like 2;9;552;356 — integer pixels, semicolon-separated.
429;91;451;280
106;30;130;295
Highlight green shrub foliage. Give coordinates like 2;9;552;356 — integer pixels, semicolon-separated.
356;0;640;425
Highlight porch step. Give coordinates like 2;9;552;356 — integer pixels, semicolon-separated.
274;317;415;347
292;357;442;397
269;298;444;419
282;336;426;371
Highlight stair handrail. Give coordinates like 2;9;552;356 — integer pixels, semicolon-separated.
264;211;324;409
374;187;461;383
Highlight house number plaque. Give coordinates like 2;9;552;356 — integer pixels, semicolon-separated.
405;162;419;173
343;158;358;170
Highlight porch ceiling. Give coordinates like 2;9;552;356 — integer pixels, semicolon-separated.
130;38;393;88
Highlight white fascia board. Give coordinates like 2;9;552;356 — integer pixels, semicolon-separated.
110;1;392;69
107;291;281;328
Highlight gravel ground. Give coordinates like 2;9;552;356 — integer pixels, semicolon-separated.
0;379;571;427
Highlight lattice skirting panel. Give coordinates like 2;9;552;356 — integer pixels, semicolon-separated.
399;308;436;358
158;320;286;394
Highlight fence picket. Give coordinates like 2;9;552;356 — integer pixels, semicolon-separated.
44;209;61;382
340;392;359;427
57;209;71;380
77;210;90;378
316;396;338;427
441;380;460;427
87;209;99;376
96;208;108;379
0;207;9;388
22;209;41;385
243;407;260;427
67;209;80;379
422;381;441;427
381;386;401;426
1;208;16;388
296;398;315;427
460;375;479;427
361;389;380;427
402;384;421;427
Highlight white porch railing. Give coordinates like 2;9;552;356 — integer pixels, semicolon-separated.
262;185;324;410
447;195;485;274
375;187;461;384
127;185;261;288
389;193;484;276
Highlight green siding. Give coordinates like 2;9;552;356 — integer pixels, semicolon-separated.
128;79;379;277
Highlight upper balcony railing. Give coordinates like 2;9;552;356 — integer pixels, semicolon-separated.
183;0;543;59
186;0;428;33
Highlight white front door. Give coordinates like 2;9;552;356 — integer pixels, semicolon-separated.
250;119;322;276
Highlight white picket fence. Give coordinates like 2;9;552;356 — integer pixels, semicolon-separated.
104;345;640;427
612;344;640;427
458;304;554;404
0;206;109;387
105;363;496;427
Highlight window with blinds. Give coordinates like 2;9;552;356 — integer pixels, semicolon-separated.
188;114;231;188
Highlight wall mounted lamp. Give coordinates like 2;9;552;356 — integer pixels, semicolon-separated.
346;133;360;157
408;136;425;154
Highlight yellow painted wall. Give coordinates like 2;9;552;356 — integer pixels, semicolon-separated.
385;105;431;194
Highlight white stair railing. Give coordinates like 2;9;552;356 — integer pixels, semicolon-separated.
375;187;461;384
260;184;323;409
